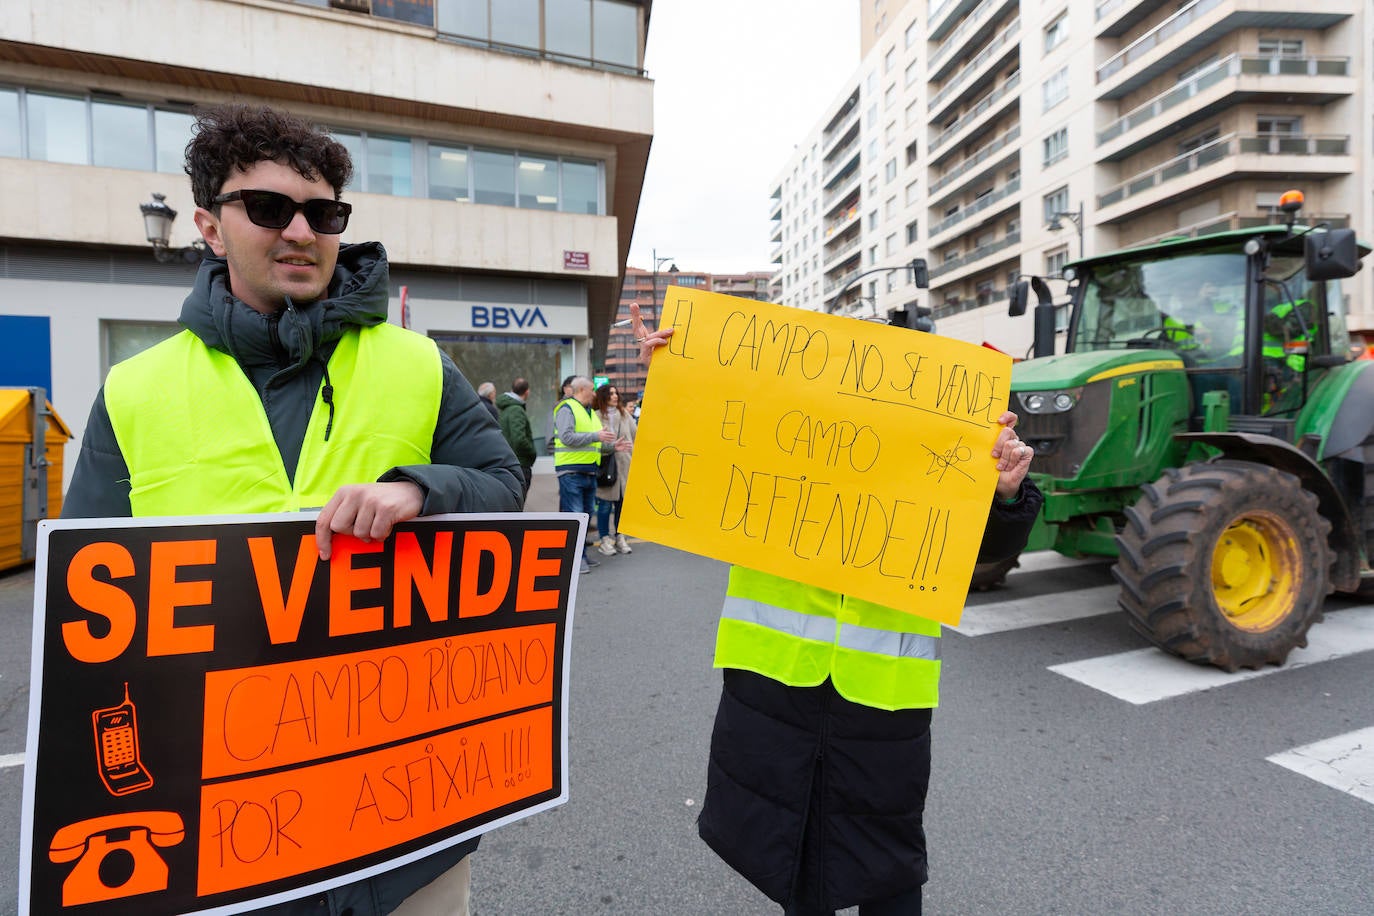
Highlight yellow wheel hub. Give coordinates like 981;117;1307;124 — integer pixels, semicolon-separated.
1211;513;1300;632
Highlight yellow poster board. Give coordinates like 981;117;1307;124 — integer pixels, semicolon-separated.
620;287;1013;626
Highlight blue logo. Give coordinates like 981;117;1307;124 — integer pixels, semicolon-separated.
471;306;549;329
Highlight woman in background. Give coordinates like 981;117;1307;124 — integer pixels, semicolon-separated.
594;384;636;556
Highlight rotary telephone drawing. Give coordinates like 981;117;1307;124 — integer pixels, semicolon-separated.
48;810;185;906
92;683;153;796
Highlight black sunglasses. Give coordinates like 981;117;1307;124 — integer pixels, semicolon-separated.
211;189;352;234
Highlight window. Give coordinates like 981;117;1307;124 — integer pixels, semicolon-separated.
1043;127;1068;166
517;153;559;209
492;0;540;48
154;109;194;174
867;139;878;160
1046;247;1068;278
1177;55;1220;83
473;148;516;206
868;210;878;230
0;88;18;158
561;158;600;214
1257;116;1301;135
1042;67;1068;111
1044;13;1067;53
905;59;919;87
372;0;434;25
884;121;896;145
592;0;639;69
868;176;878;196
905;99;918;127
1258;38;1304;57
1043;186;1069;224
885;196;896;219
884;85;895;110
104;321;179;375
884;48;895;73
26;92;86;165
885;233;897;256
885;158;897;182
1178;128;1220;156
868;246;878;266
428;145;470;201
906;220;919;244
904;19;919;49
905;180;919;206
366;134;413;196
905;140;918;165
92;99;149;171
437;0;639;71
546;0;592;62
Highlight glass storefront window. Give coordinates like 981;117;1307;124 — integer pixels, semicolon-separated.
518;154;559;210
492;0;539;50
27;93;87;165
367;134;412;196
428;144;470;201
154;109;195;174
560;159;599;214
436;0;487;40
0;88;19;158
92;100;150;171
473;148;515;206
434;334;573;452
546;0;592;62
592;0;638;70
330;131;364;192
104;321;179;374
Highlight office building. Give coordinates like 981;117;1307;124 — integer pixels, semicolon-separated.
770;0;1372;354
0;0;655;472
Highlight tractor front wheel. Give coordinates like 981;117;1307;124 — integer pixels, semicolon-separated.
1113;460;1332;671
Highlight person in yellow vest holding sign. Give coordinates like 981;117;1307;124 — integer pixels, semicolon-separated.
62;104;523;916
630;304;1042;916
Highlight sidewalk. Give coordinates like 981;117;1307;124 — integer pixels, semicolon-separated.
526;469;560;514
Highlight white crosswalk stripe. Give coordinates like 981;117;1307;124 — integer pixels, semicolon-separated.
0;752;24;770
1268;726;1374;805
951;584;1118;636
1047;606;1374;704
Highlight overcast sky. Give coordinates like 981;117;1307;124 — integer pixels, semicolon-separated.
626;2;860;275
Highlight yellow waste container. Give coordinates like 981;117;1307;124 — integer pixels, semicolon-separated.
0;388;71;572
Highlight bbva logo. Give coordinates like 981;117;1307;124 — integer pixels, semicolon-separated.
471;306;549;329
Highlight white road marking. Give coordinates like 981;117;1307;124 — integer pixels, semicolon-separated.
0;752;25;770
951;585;1119;636
1008;551;1113;574
1047;606;1374;704
1268;726;1374;805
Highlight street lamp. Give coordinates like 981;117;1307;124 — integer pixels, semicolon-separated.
1047;202;1085;260
139;192;207;264
650;247;678;321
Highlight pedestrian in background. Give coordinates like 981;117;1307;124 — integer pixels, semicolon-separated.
63;102;523;916
548;374;576;456
552;375;616;573
477;380;500;423
593;383;635;556
497;377;536;502
630;302;1042;916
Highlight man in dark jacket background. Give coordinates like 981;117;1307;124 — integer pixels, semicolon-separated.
63;103;522;916
497;377;537;501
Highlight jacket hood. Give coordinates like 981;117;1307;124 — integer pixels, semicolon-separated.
178;241;390;374
496;392;527;410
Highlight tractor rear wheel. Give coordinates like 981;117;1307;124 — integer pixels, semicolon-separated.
1113;460;1332;671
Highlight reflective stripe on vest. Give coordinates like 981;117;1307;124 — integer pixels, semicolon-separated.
715;567;942;711
552;397;601;467
721;597;941;661
105;324;441;516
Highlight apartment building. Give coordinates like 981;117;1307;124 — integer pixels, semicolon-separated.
770;0;1372;355
0;0;654;472
604;266;772;400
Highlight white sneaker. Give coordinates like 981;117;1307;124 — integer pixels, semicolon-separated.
615;533;632;554
597;535;617;557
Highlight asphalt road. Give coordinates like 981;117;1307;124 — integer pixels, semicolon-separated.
4;519;1374;914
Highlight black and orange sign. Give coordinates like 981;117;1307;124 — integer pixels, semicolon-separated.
19;512;583;915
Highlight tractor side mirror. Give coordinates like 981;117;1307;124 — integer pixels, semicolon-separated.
1008;280;1030;317
1306;228;1361;282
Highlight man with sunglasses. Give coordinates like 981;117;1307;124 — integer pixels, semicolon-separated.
62;104;523;915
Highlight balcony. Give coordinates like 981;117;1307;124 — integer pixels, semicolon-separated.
824;203;861;239
929;230;1022;282
928;18;1019;119
822;172;862;217
822;92;861;154
930;0;1017;79
821;137;862;190
1098;132;1351;212
1096;0;1352;99
1097;54;1352;157
770;219;783;243
822;237;863;273
823;263;864;296
929;71;1020;158
928;177;1021;241
930;0;983;42
930;125;1020;199
769;193;782;221
1096;0;1164;37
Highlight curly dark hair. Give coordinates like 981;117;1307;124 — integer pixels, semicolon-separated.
184;104;353;209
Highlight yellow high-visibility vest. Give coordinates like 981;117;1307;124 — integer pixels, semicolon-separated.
105;323;441;515
551;397;601;468
715;566;942;711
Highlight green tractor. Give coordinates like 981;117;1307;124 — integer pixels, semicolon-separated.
990;197;1371;671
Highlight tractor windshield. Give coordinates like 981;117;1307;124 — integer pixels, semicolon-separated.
1073;252;1247;367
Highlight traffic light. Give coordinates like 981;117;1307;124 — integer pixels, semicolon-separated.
888;306;934;333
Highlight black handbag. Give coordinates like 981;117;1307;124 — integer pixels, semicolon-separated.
596;452;618;488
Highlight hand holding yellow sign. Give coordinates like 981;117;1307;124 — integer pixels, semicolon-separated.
621;287;1013;625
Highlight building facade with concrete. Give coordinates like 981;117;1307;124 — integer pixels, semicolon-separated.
770;0;1372;356
0;0;655;476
